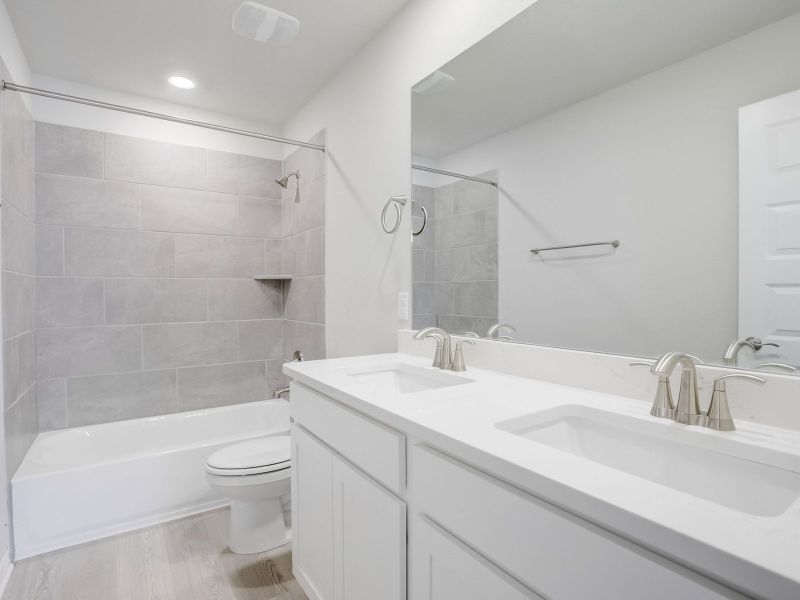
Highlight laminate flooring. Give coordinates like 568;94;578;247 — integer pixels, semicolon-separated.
3;508;307;600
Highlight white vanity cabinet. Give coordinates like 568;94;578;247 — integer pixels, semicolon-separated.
291;380;750;600
408;445;747;600
291;383;406;600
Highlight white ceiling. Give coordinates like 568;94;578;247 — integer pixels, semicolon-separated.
413;0;800;158
4;0;410;124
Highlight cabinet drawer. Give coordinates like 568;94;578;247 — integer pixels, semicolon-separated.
410;444;745;600
291;382;405;493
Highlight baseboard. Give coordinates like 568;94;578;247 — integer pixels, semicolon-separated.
0;552;13;599
14;499;230;560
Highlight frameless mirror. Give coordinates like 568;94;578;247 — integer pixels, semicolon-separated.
411;0;800;373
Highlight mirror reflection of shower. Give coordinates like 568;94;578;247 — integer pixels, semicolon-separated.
276;170;300;202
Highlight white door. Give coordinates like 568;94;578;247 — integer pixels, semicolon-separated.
332;456;406;600
409;516;542;600
292;425;334;600
739;88;800;365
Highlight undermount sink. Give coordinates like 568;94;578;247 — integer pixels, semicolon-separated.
497;405;800;517
342;363;473;394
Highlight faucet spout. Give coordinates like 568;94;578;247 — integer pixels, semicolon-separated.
486;323;516;339
413;327;453;369
651;352;704;426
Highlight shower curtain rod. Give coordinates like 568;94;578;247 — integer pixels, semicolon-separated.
1;81;326;152
411;164;497;187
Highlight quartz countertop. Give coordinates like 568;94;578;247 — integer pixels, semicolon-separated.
285;352;800;600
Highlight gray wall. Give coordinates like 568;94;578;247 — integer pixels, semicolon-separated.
282;133;326;362
34;123;325;431
412;174;498;335
1;77;37;478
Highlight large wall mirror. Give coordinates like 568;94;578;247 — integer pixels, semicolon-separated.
411;0;800;373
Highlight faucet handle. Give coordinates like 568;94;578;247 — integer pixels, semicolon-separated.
630;361;675;419
705;374;766;431
746;337;780;351
451;339;475;372
752;362;796;373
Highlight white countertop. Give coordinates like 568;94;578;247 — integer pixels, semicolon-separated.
285;353;800;600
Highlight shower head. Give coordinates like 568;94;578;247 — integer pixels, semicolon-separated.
275;170;299;188
275;170;300;201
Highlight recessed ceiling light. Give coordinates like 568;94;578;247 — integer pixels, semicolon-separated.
167;75;196;90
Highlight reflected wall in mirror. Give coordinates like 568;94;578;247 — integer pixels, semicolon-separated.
411;0;800;373
412;171;499;335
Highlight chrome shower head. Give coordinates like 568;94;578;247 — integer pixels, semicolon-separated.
275;170;300;202
275;170;299;188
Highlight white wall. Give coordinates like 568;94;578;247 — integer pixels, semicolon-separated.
0;1;29;86
282;0;536;358
0;0;26;578
435;12;800;360
30;75;285;159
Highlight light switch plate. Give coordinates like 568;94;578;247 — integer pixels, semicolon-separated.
397;292;409;320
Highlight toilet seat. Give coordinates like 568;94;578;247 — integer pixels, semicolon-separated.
206;435;290;476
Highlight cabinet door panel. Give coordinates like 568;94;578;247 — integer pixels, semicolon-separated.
410;516;541;600
332;456;406;600
292;425;334;600
411;444;746;600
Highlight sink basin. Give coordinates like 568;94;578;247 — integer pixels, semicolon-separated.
496;405;800;517
342;363;473;394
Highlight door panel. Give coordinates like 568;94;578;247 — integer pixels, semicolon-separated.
409;516;541;600
740;88;800;364
332;456;406;600
292;425;334;600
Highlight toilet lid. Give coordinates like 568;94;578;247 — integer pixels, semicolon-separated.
207;436;290;473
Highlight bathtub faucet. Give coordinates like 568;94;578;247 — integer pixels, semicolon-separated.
273;387;290;399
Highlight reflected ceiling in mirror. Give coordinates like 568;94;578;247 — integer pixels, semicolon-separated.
411;0;800;374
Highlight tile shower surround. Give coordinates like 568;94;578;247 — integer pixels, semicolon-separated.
1;60;38;478
30;123;326;432
412;173;498;334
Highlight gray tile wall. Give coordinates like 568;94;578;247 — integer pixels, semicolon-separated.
1;68;38;478
412;173;498;336
281;132;326;365
33;123;325;431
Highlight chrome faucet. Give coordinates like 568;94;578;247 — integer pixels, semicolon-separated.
651;352;704;426
273;386;290;399
413;327;453;370
486;323;516;340
723;336;779;366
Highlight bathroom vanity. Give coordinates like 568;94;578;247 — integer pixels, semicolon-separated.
286;354;800;600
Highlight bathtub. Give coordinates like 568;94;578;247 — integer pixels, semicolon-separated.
11;399;289;559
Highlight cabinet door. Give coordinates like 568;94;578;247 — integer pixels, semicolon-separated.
292;425;334;600
332;456;406;600
410;516;542;600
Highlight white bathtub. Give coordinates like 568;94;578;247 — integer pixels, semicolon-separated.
11;399;289;559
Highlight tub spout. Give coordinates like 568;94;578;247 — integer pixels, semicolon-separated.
273;386;290;399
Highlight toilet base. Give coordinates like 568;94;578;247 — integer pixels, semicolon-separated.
229;497;291;554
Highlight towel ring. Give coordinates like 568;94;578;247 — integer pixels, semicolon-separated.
411;203;428;237
382;195;407;234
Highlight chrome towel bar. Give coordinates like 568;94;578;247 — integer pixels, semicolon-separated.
530;240;620;254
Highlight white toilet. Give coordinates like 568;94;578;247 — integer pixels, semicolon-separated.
206;435;291;554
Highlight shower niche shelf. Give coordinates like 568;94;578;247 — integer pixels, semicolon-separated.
253;275;293;281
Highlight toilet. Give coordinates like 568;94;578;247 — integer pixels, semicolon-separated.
206;435;291;554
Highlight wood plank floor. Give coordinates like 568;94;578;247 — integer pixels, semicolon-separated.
3;509;308;600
